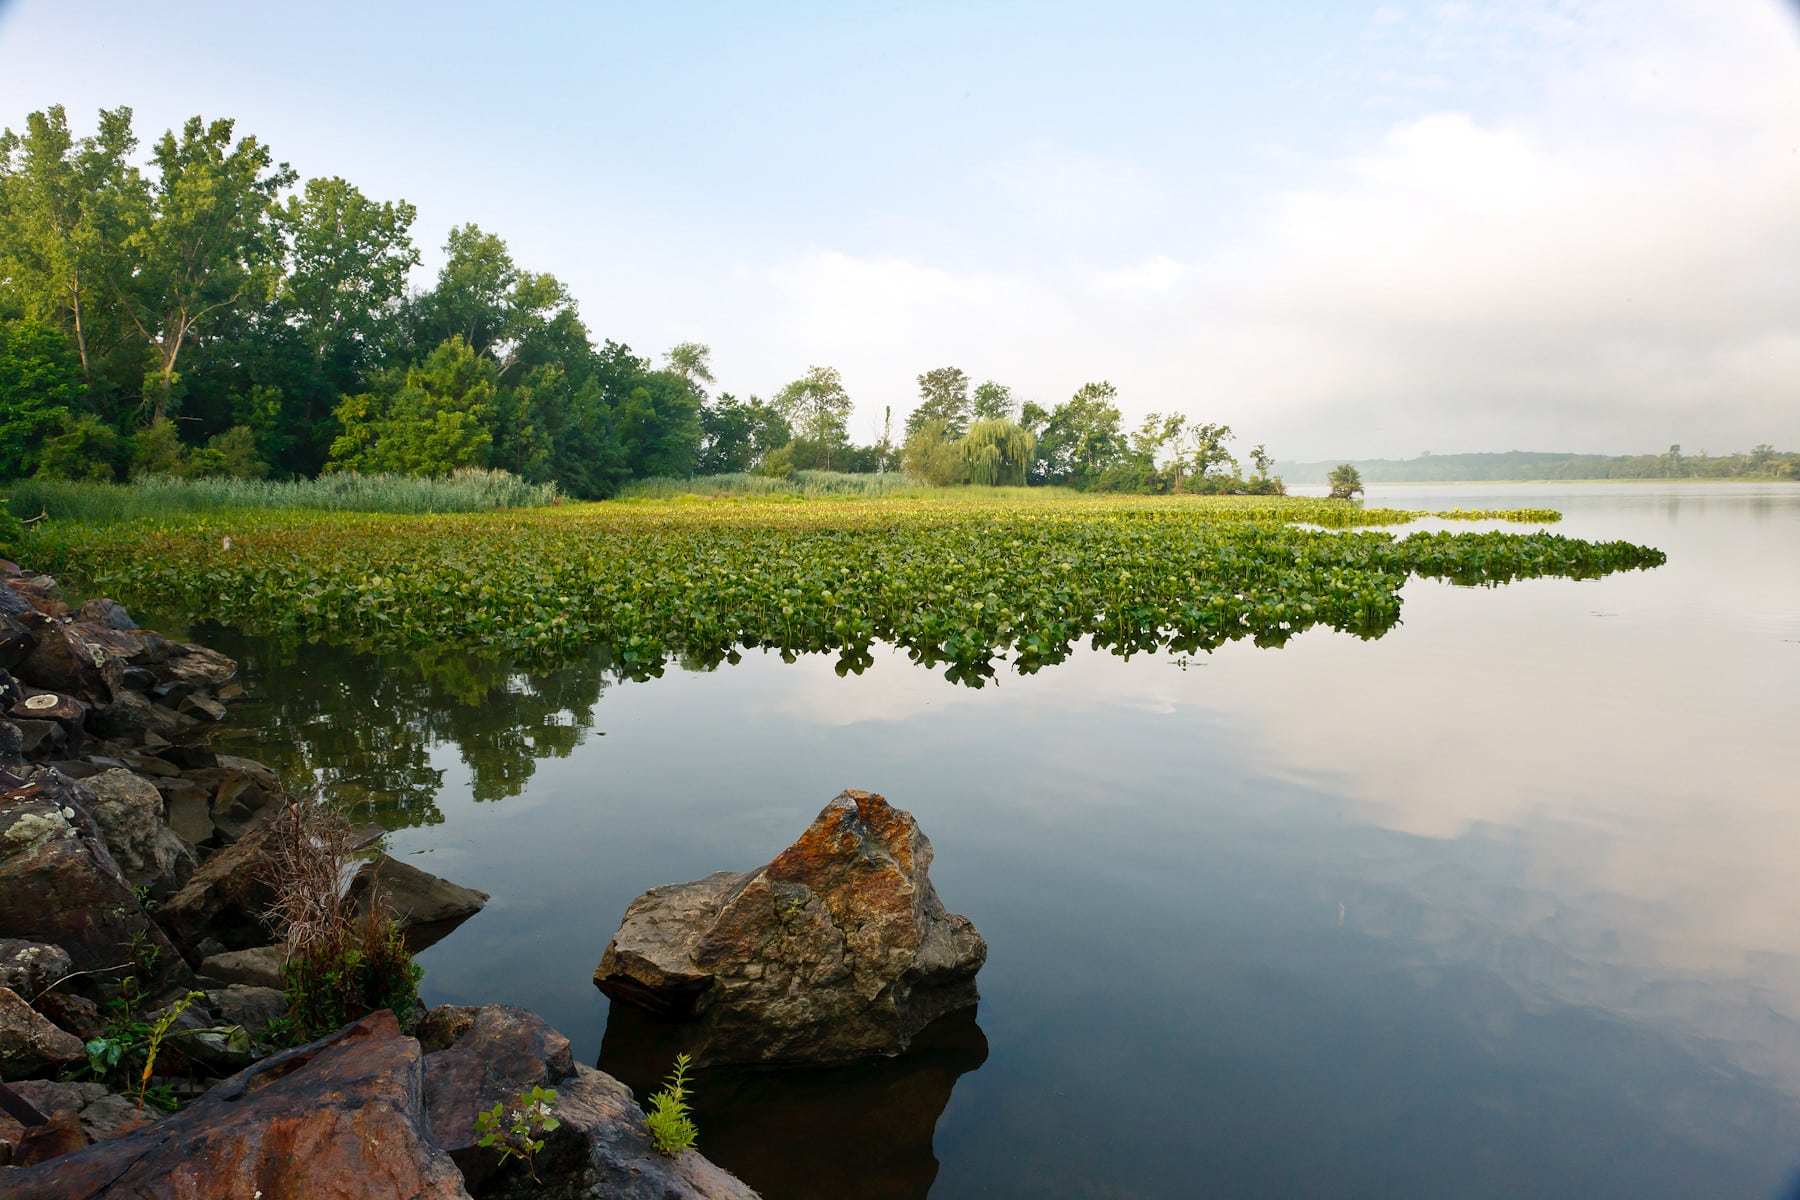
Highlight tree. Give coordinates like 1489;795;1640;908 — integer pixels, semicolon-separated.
900;418;967;485
111;115;295;423
1032;382;1126;487
617;369;702;478
960;419;1035;486
277;176;418;384
699;393;789;474
0;317;79;478
663;342;715;391
1327;463;1364;500
907;366;971;440
773;365;853;469
1185;422;1236;485
971;380;1014;423
328;336;496;475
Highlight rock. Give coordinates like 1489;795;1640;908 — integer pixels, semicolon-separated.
347;854;489;951
177;693;227;722
9;691;85;735
88;688;193;742
206;765;284;841
594;790;986;1065
154;810;280;951
84;768;196;895
3;578;61;617
9;720;62;757
75;599;136;632
422;1005;574;1190
6;1078;158;1144
416;1003;479;1052
0;1010;473;1197
0;987;84;1080
0;614;34;670
32;992;102;1041
203;984;288;1041
199;944;285;990
149;641;236;693
0;941;71;998
422;1004;757;1200
0;768;182;985
157;776;214;846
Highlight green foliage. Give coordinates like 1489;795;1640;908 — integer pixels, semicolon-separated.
644;1054;698;1157
2;468;554;521
23;494;1657;688
900;418;969;486
1328;463;1365;500
772;366;852;468
329;336;496;475
34;413;123;481
0;317;79;477
282;918;422;1042
908;366;972;440
475;1084;561;1183
959;419;1035;487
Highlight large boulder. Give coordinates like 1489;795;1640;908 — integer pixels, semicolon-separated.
0;986;85;1080
348;854;489;951
84;768;196;895
0;769;182;988
422;1004;758;1200
0;1009;472;1198
0;940;71;998
594;790;986;1065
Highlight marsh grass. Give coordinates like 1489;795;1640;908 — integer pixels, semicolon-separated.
3;468;557;522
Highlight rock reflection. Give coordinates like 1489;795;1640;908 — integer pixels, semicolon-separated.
599;1002;988;1200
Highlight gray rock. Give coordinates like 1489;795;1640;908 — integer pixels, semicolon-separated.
422;1004;757;1200
0;768;183;984
0;942;70;999
202;985;287;1040
595;789;986;1066
6;1079;159;1143
347;854;489;951
74;599;136;632
198;944;285;990
84;768;195;894
0;987;84;1081
153;810;280;951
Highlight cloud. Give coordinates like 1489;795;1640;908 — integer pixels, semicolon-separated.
737;0;1800;458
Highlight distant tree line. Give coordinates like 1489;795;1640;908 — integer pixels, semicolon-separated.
1277;447;1800;485
0;104;1283;497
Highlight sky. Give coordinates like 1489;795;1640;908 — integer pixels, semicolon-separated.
1;0;1796;460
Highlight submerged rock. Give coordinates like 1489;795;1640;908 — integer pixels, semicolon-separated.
594;789;986;1065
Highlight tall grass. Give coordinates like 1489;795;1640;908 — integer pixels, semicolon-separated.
3;468;558;522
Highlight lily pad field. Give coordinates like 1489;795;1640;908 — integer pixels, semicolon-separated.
19;493;1661;680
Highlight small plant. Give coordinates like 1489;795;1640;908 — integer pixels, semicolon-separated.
644;1053;698;1157
136;992;205;1113
474;1084;560;1183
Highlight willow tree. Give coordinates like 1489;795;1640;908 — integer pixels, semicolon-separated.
959;418;1035;486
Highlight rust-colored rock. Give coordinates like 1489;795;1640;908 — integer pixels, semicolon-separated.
0;1010;472;1198
0;987;84;1080
595;790;986;1065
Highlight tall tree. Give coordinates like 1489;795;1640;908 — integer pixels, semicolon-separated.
907;366;971;439
328;336;495;475
110;115;294;422
663;341;715;391
278;176;418;383
774;365;853;469
971;379;1014;423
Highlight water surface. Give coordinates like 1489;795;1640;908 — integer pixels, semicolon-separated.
185;483;1800;1199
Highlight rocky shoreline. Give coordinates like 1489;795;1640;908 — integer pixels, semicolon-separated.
0;563;758;1197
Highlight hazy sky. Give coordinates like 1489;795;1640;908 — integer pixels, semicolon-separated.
2;1;1796;459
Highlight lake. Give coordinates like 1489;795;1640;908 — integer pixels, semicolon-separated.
178;481;1800;1199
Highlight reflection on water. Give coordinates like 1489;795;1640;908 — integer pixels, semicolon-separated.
601;1004;988;1200
179;483;1800;1199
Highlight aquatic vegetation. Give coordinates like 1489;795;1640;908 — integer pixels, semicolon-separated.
22;494;1661;684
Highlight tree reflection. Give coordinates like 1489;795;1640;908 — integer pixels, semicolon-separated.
190;623;614;829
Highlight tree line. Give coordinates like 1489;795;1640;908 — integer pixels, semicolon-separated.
0;104;1282;496
1277;446;1800;485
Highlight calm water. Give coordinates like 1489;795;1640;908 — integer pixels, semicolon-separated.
178;483;1800;1200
